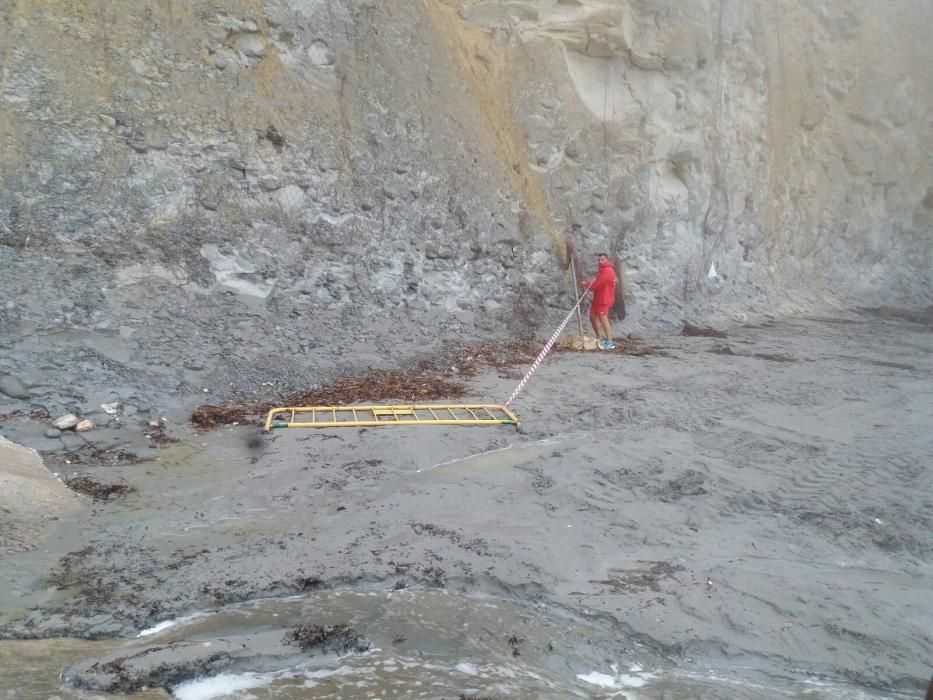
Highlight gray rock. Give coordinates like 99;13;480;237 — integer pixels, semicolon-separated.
60;432;86;452
45;428;62;439
80;428;128;452
234;34;265;58
307;39;336;66
52;414;80;431
63;624;370;693
453;310;476;326
258;176;282;192
0;374;31;400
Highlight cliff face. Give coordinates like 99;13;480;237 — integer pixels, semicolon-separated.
446;0;933;316
0;0;931;402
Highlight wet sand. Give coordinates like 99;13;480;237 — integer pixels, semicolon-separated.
1;311;931;695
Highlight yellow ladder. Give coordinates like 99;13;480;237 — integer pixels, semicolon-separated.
264;404;520;430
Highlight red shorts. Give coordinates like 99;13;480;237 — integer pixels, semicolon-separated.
590;304;611;317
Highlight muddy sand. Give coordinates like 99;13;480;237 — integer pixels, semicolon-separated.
1;310;931;697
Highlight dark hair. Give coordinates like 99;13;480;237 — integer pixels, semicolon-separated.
597;252;609;258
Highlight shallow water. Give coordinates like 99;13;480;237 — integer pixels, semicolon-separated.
0;590;911;699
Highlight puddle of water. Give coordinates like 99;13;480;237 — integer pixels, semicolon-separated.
0;590;911;700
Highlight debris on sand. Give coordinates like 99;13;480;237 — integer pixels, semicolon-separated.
191;404;251;429
285;369;467;407
191;341;538;430
681;322;728;338
66;475;136;500
709;345;796;363
591;561;685;593
0;407;49;422
282;624;371;654
507;634;524;657
190;338;659;429
146;423;178;447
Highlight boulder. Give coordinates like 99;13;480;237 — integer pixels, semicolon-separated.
0;374;31;400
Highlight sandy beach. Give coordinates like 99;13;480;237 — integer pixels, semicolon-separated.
1;309;930;696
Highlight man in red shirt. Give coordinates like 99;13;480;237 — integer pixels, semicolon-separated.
581;253;617;350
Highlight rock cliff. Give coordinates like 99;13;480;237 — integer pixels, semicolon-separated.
1;0;931;409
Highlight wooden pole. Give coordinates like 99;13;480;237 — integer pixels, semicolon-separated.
568;248;586;337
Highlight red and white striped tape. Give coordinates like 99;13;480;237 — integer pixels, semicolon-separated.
504;285;592;408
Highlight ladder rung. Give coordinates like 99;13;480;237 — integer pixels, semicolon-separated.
264;404;520;430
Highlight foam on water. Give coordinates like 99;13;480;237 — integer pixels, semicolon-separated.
173;672;273;700
137;612;210;637
577;663;654;691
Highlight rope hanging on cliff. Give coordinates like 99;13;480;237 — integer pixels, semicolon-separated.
504;285;593;408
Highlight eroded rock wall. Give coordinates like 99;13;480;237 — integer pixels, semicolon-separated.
0;0;930;406
456;0;933;319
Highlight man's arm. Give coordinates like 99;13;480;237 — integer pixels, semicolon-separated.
586;268;612;291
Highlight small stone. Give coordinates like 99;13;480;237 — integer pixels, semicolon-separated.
101;401;121;415
45;428;62;439
53;414;80;430
259;175;282;192
235;34;266;58
0;374;31;400
75;419;94;433
307;39;336;66
213;56;227;70
148;420;161;428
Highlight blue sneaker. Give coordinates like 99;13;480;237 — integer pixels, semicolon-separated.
602;340;616;350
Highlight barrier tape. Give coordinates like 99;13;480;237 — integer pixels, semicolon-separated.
504;284;592;408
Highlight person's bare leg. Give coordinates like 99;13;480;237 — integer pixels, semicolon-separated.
599;314;613;343
590;314;603;340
